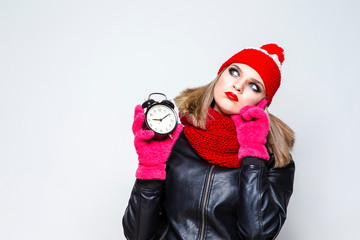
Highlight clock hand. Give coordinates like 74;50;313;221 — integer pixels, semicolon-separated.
160;114;170;121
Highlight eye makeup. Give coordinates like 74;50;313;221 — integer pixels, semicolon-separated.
228;64;264;93
248;82;261;93
229;67;240;78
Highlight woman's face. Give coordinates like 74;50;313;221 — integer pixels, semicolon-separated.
213;63;266;116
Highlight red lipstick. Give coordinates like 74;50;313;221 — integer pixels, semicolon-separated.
225;92;238;102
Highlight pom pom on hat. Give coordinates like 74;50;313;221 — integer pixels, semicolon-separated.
217;43;285;106
261;43;285;65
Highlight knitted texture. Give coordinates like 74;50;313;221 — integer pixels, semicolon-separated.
184;107;240;168
217;43;285;106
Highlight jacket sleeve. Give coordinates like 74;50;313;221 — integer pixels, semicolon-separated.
237;156;295;240
122;179;165;240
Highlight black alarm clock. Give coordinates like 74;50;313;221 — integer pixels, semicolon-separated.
142;93;178;139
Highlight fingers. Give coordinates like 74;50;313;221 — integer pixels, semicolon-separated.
242;107;267;121
238;105;253;118
256;99;268;110
136;129;155;140
132;110;156;140
134;105;144;118
132;108;145;134
238;99;267;121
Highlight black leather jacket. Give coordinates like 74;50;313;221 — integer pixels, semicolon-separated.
123;131;295;239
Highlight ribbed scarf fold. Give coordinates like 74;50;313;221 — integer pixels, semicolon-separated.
183;107;240;168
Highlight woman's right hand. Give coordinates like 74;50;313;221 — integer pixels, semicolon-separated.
132;105;183;180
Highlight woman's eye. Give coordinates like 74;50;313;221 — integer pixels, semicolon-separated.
248;83;260;92
229;68;240;78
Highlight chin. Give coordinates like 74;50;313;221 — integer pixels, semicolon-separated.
214;97;242;116
216;105;240;116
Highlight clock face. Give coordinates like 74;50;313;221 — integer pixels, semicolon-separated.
145;104;178;135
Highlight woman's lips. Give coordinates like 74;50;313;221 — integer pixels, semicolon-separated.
225;92;238;102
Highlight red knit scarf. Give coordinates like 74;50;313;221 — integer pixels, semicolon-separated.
183;107;240;168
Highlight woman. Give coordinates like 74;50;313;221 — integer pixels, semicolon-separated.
123;43;295;239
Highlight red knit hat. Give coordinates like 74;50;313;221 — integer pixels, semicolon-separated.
217;43;284;106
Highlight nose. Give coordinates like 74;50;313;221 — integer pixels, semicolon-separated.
233;80;242;93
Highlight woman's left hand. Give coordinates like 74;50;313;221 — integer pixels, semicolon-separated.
231;99;270;162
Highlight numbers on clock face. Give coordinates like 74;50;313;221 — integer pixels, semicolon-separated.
145;104;177;134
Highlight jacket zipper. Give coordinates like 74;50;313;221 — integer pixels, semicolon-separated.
200;165;215;240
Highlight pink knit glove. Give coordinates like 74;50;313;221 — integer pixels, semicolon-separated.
132;105;183;180
231;99;270;163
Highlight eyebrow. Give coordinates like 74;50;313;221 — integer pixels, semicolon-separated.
230;64;265;89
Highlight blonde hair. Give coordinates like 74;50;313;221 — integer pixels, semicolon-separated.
174;71;295;167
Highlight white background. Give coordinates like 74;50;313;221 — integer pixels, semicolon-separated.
1;0;360;239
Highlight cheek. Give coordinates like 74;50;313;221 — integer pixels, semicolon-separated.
214;77;227;90
213;78;226;99
240;91;266;106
